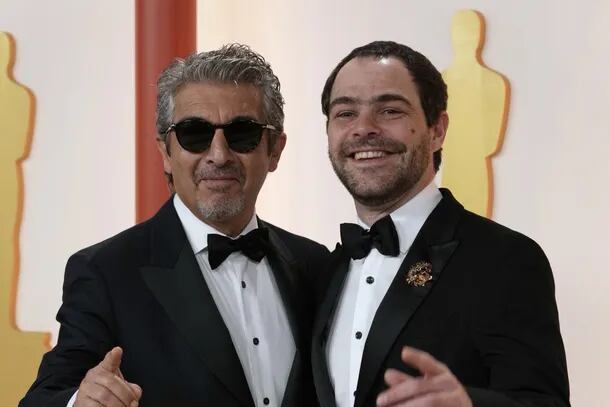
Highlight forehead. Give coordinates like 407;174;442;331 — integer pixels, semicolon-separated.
173;81;263;121
330;56;421;105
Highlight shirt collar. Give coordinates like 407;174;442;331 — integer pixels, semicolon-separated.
173;194;258;254
357;180;442;254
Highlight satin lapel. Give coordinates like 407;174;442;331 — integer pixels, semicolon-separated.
355;190;462;407
140;201;253;407
312;247;351;407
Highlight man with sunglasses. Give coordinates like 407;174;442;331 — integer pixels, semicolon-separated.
311;41;569;407
21;44;328;407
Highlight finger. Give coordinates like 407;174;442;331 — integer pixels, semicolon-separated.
83;395;105;406
118;378;142;401
116;369;142;401
99;347;123;374
80;378;131;407
393;390;460;407
377;376;422;407
128;382;143;400
401;346;448;377
377;372;452;407
86;391;124;407
90;371;138;406
102;356;142;400
384;368;412;386
74;388;104;407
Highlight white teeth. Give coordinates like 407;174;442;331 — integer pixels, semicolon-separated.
354;151;387;160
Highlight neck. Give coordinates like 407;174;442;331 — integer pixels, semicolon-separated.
355;173;434;227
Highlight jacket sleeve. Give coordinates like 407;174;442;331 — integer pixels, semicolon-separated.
470;235;570;407
19;250;117;407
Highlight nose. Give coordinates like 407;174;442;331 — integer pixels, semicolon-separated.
205;130;234;166
352;110;381;137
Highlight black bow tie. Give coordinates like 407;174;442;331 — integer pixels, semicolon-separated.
340;215;400;260
207;228;269;270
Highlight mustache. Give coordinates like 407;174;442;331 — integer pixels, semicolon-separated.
193;164;244;183
340;135;407;155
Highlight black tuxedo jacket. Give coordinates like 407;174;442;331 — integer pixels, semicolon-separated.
20;198;329;407
312;189;570;407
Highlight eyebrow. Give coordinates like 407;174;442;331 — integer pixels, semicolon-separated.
328;93;414;111
373;93;413;107
328;96;358;111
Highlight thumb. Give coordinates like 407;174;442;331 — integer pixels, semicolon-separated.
99;346;123;373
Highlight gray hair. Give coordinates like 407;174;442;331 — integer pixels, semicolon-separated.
156;43;285;148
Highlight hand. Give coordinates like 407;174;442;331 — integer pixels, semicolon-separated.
75;347;142;407
376;346;472;407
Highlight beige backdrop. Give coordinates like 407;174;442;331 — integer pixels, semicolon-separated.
1;0;609;406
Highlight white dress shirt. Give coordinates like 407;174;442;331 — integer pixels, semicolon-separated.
174;194;295;407
67;194;295;407
327;181;442;407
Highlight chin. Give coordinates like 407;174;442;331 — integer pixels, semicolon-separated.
196;195;245;222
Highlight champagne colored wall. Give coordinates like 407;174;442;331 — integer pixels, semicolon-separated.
0;0;135;344
2;1;608;405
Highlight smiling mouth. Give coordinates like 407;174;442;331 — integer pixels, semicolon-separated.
200;177;239;183
198;178;241;193
195;176;241;189
352;150;391;160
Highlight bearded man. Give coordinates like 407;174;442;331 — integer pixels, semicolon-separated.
21;44;328;407
311;41;569;407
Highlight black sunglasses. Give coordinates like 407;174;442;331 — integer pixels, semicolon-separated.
164;118;277;154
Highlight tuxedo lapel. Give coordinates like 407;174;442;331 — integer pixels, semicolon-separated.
263;223;304;350
139;200;253;407
312;248;351;407
263;222;321;407
354;189;463;407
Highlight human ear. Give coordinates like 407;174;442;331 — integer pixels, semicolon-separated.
268;132;287;173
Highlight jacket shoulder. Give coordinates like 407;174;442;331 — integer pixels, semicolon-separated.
458;209;545;254
67;199;182;274
70;218;152;266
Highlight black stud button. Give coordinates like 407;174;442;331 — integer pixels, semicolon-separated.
355;331;362;339
253;337;259;345
263;397;270;405
366;276;374;284
241;281;246;288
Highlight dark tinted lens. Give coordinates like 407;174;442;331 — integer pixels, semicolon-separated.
174;120;215;153
224;121;264;153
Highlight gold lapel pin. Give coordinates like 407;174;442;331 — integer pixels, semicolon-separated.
406;261;433;287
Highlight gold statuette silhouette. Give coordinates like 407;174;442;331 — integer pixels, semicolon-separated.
441;10;510;218
0;32;50;405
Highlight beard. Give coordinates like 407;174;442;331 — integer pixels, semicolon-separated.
193;164;246;222
330;134;431;207
197;194;245;222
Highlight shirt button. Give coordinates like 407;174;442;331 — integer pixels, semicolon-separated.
355;331;362;339
263;397;270;405
366;276;374;284
241;281;246;288
253;337;260;345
